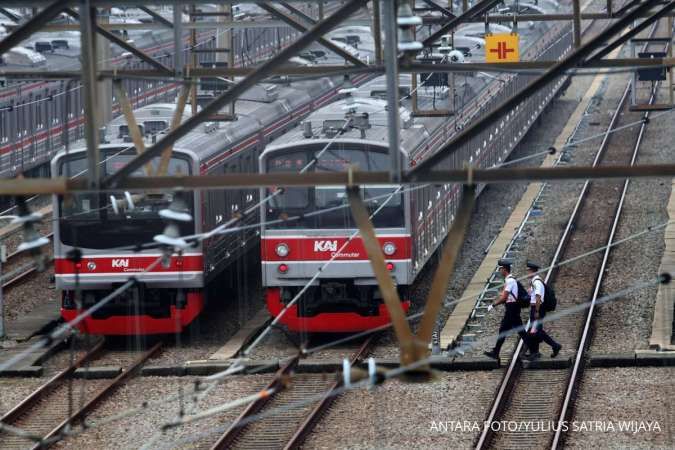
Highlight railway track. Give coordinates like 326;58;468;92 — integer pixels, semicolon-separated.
209;334;378;450
0;340;161;449
2;232;54;290
475;23;667;450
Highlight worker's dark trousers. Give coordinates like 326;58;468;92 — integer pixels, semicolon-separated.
493;303;531;355
529;307;560;353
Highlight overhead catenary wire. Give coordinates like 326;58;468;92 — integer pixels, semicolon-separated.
154;276;668;450
4;216;669;446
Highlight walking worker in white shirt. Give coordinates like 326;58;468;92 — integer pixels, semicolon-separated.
525;261;562;360
484;259;534;360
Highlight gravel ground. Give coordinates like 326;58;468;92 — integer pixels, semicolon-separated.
3;269;57;324
52;375;271;450
0;378;46;416
591;81;675;353
304;369;505;449
153;249;266;365
565;367;674;449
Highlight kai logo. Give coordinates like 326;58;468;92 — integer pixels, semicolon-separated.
111;258;130;268
313;240;338;252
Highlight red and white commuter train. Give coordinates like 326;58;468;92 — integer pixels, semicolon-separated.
51;10;573;334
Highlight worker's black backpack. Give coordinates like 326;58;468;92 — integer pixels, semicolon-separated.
543;282;557;312
514;280;531;309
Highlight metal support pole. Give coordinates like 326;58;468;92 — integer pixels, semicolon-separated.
319;1;324;20
190;4;197;115
573;0;582;47
463;0;469;13
80;0;100;189
669;15;673;106
97;8;112;126
373;0;383;65
173;1;184;77
0;245;5;339
607;0;613;16
382;0;402;183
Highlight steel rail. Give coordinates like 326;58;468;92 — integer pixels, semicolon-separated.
210;356;300;449
475;59;635;450
33;341;163;450
476;21;665;448
283;334;378;449
551;37;665;450
0;340;104;426
1;232;54;289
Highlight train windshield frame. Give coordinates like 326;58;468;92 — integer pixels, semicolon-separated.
265;146;404;229
57;150;195;249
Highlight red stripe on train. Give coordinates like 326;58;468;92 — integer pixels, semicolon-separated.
261;235;411;261
55;254;203;275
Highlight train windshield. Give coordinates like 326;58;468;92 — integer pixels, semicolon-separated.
57;151;195;249
266;148;404;229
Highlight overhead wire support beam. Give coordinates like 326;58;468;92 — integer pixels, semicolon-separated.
590;0;675;61
65;8;173;75
278;1;317;25
254;2;366;67
4;56;675;81
407;0;675;179
102;0;370;189
0;0;69;58
419;0;456;18
422;0;503;48
137;5;173;28
7;164;675;196
79;0;100;189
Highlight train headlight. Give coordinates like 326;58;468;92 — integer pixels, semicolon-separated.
278;264;289;274
275;243;290;258
386;262;395;272
382;242;396;256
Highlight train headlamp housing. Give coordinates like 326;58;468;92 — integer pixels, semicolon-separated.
275;243;290;258
382;242;396;256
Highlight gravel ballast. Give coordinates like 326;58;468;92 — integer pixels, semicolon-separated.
565;367;674;449
304;369;504;449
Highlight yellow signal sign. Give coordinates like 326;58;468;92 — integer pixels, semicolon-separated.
485;33;520;63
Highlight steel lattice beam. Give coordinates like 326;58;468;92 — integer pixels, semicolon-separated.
0;0;69;58
65;8;173;75
137;5;174;28
408;0;674;179
102;0;370;188
3;164;674;196
255;2;366;67
422;0;503;48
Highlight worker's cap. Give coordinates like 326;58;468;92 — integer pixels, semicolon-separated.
497;258;513;270
526;260;540;271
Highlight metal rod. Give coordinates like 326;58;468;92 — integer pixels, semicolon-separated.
590;0;675;61
4;57;675;81
255;2;366;67
373;0;383;65
80;0;100;190
65;8;174;75
102;0;370;189
573;0;582;47
382;0;402;183
1;164;672;195
347;186;417;365
0;0;68;58
173;1;184;77
137;5;173;28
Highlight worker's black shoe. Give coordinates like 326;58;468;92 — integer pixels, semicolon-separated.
551;344;562;358
483;350;499;359
523;352;542;361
